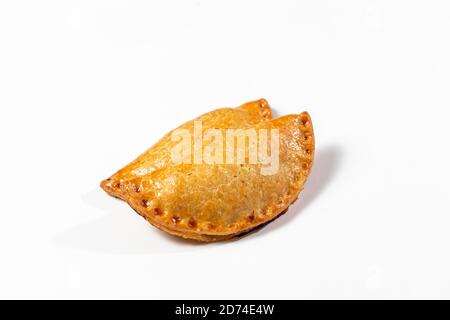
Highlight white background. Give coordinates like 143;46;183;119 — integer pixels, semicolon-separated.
1;0;449;299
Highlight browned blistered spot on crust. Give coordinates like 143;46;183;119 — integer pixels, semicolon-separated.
188;219;197;228
171;215;181;224
258;98;272;120
141;199;150;208
207;223;217;230
302;162;309;171
259;99;268;108
300;113;310;127
154;207;162;216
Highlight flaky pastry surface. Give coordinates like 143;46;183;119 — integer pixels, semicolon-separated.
101;99;314;242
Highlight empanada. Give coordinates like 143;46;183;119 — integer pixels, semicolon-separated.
101;99;314;242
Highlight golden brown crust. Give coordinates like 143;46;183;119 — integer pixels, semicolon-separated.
101;99;314;242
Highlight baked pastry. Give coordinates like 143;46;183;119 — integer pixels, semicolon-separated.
101;99;314;242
